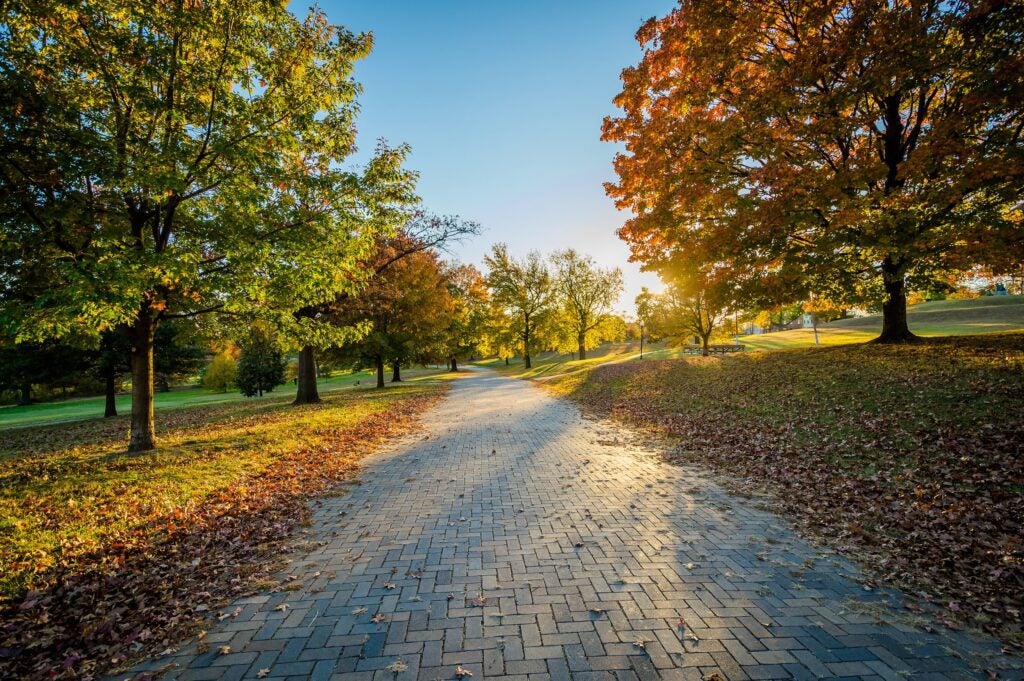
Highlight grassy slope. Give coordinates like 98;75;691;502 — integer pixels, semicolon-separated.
0;366;443;430
542;334;1024;643
739;295;1024;351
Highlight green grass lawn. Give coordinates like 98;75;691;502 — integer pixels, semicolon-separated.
0;366;446;430
739;295;1024;350
0;377;448;678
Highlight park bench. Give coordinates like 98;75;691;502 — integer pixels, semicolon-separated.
682;344;746;355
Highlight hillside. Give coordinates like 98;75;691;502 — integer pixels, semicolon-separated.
740;295;1024;351
542;333;1024;644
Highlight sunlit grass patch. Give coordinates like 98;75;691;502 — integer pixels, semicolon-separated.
543;333;1024;644
0;381;443;599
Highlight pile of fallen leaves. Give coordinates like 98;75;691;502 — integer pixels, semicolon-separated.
0;385;444;679
548;334;1024;646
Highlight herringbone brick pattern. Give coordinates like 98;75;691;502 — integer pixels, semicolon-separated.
120;369;1023;680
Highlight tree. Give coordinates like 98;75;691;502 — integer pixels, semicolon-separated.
604;0;1024;344
801;296;846;340
327;243;453;388
94;329;129;417
481;302;519;365
443;264;489;372
236;326;286;397
203;349;237;393
0;1;412;451
153;321;206;393
551;250;623;360
291;213;477;404
648;272;731;356
0;341;92;405
484;244;554;369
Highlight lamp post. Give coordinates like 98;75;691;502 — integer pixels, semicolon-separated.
639;321;645;359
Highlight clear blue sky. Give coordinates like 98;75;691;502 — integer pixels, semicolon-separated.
316;0;676;312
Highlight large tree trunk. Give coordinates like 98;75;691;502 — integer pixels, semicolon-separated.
504;357;509;366
17;383;31;406
450;357;458;372
876;259;917;343
294;345;321;404
578;333;586;361
391;361;401;382
375;355;385;388
104;371;117;418
701;333;711;357
128;311;157;452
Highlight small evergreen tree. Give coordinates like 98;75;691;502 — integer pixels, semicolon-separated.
236;327;286;397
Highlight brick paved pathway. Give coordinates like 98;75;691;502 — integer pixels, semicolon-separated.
125;369;1022;681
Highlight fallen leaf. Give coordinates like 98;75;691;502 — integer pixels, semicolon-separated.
386;659;408;674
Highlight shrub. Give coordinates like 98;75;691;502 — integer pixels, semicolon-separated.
202;351;236;393
235;327;286;397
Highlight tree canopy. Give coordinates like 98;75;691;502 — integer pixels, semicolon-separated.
604;0;1024;342
484;244;555;369
327;239;454;388
0;0;415;449
551;249;623;359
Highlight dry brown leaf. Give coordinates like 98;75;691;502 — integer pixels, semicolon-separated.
386;659;409;674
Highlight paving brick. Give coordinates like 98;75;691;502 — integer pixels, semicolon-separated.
113;370;1023;681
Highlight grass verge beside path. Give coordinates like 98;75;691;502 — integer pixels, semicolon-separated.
0;366;446;430
0;378;448;680
478;343;642;379
542;334;1024;646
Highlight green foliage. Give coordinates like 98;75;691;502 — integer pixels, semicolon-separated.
326;239;454;381
202;351;237;393
550;249;623;358
153;322;206;386
0;0;417;447
0;341;94;404
484;244;555;362
235;327;286;397
0;0;414;338
442;264;489;363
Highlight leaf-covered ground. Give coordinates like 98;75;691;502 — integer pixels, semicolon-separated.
0;382;446;680
544;333;1024;647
